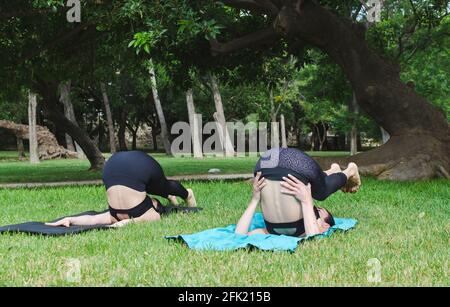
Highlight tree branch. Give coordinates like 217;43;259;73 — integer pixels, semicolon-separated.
210;27;279;55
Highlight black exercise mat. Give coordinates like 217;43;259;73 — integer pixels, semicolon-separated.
0;211;111;236
0;207;203;236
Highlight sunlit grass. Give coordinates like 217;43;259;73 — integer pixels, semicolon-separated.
0;178;448;286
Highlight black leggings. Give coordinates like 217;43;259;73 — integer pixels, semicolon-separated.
255;148;347;201
102;151;189;199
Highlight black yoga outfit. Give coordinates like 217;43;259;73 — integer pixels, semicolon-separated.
255;148;347;236
255;148;347;201
102;151;189;220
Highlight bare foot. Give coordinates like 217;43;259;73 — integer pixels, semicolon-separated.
185;189;197;208
343;163;361;193
326;163;342;176
168;195;179;206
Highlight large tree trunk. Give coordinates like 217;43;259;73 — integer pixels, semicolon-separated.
274;1;450;179
35;79;105;170
59;81;86;159
28;92;40;164
149;61;172;155
207;72;235;157
186;89;203;158
100;82;117;154
0;120;78;160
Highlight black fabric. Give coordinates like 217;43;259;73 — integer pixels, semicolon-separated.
0;211;111;237
102;151;189;199
255;148;348;201
109;196;155;221
0;207;204;236
264;206;321;237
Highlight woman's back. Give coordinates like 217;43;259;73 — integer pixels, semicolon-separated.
260;180;303;224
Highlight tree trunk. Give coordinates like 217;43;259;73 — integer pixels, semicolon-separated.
270;90;281;149
271;121;280;149
118;109;128;151
100;82;117;154
59;81;86;159
0;120;78;160
152;129;158;151
350;92;359;156
207;72;235;157
131;129;138;150
275;2;450;179
28;92;40;164
16;137;25;160
186;89;203;158
380;127;390;144
59;81;75;152
280;114;288;148
35;79;105;170
149;61;172;155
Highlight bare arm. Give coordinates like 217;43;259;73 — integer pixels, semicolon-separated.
235;198;259;235
235;172;267;235
46;212;112;227
299;196;322;236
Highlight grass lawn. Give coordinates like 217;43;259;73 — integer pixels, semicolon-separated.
0;178;448;286
0;151;351;184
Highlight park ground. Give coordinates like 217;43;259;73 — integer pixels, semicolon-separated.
0;152;448;286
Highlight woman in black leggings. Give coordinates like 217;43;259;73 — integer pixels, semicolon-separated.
47;151;197;228
235;148;361;237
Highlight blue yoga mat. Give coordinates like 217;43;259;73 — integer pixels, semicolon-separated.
167;213;357;252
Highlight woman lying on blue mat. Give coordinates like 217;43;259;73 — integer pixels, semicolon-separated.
46;151;197;228
236;148;361;237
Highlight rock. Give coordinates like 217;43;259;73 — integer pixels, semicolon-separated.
208;169;221;174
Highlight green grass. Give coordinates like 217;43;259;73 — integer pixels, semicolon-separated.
0;151;351;184
0;178;448;286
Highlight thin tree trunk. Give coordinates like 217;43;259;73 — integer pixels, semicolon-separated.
100;82;117;154
186;89;203;158
350;92;359;156
152;129;158;151
59;81;75;152
17;136;25;159
280;114;287;148
118;109;128;151
380;127;390;144
132;130;138;150
270;90;282;149
350;126;358;156
207;72;235;157
59;81;86;159
149;60;172;155
28;92;40;164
